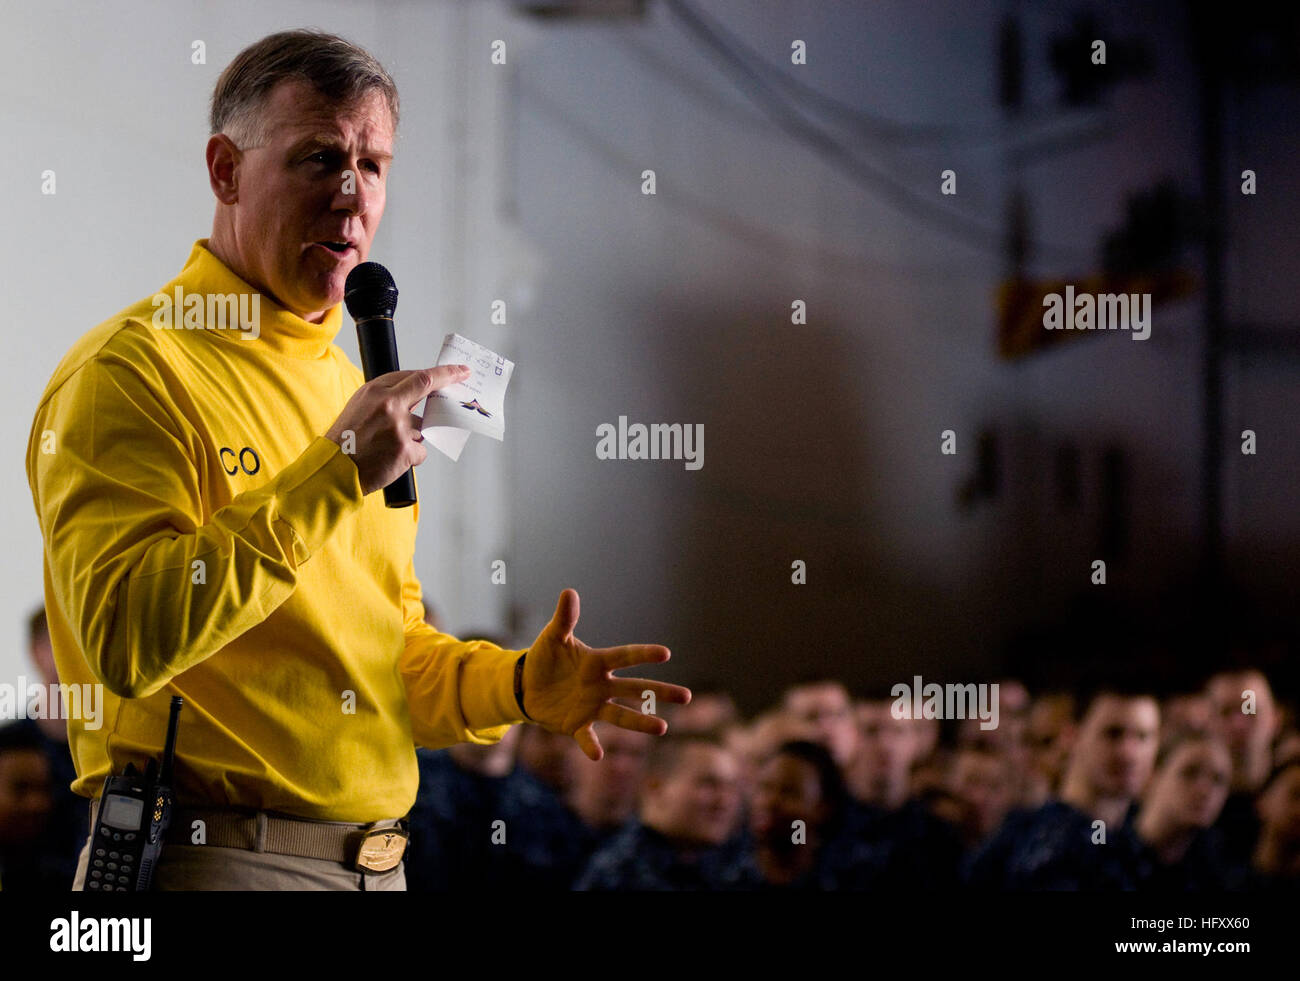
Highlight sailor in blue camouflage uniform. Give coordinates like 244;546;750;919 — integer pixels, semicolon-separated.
574;734;747;891
407;739;590;891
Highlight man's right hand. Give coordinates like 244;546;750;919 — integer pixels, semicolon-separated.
325;364;471;495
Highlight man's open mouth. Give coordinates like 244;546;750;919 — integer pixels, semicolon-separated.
315;241;354;254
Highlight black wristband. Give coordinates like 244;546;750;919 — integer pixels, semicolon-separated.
514;653;534;722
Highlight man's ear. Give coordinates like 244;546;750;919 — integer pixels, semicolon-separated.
207;134;241;205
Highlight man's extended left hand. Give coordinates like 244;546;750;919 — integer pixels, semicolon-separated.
521;589;691;761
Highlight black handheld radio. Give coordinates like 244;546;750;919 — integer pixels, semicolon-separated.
85;695;183;891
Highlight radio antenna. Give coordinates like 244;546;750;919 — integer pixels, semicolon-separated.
159;695;183;786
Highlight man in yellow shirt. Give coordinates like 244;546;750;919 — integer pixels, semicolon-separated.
25;29;688;890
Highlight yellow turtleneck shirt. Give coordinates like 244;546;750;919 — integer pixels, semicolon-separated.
25;240;524;822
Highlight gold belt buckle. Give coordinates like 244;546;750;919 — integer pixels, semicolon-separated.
353;823;409;874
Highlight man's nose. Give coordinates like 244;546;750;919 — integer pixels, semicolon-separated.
333;168;373;215
1226;714;1253;734
1117;742;1143;765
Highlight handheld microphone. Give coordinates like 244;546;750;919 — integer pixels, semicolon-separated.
344;261;417;508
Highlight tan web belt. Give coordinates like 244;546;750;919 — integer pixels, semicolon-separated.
91;799;409;874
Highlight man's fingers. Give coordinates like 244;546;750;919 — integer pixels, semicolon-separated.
548;589;580;641
388;365;471;406
574;722;602;762
409;412;425;442
428;363;473;389
384;368;434;402
598;702;669;735
609;677;691;706
597;644;672;672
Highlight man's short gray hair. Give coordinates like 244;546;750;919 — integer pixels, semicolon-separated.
210;29;399;148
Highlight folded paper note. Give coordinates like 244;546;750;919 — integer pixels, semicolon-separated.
420;333;515;462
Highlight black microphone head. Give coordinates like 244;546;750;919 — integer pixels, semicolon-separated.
344;261;399;320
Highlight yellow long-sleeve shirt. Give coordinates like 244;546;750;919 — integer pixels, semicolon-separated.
25;240;524;822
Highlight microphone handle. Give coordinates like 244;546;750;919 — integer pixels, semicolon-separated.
356;316;417;508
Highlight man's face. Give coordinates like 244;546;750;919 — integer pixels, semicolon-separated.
1077;696;1160;799
0;750;52;844
1025;696;1076;786
949;749;1015;839
1144;740;1231;831
1206;672;1277;763
784;684;857;767
447;724;519;777
29;631;57;687
750;753;830;847
1257;767;1300;843
217;79;393;321
570;725;651;829
850;701;920;801
517;726;581;796
666;693;738;736
643;744;741;847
